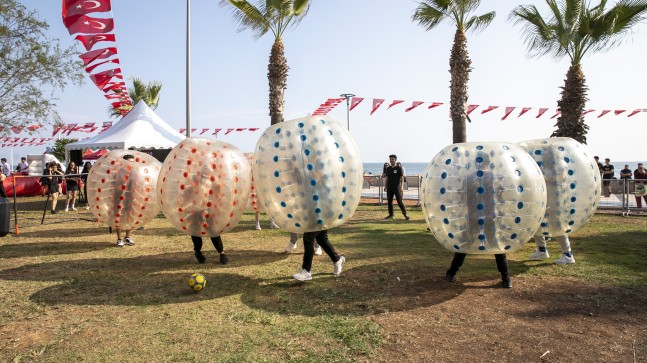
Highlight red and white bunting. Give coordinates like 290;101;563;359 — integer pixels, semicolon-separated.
518;107;531;117
405;101;424;112
481;105;499;114
598;110;611;118
501;107;516;121
466;105;479;115
387;100;404;109
349;97;364;111
370;99;385;115
536;108;549;118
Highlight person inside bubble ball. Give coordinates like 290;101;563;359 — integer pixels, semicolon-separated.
293;230;345;281
382;154;409;220
446;253;512;288
115;154;136;247
530;234;575;264
284;232;323;255
192;235;229;265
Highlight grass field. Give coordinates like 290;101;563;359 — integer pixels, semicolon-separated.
1;204;646;362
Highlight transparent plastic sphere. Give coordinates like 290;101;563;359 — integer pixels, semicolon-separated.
421;142;547;254
244;153;261;212
157;138;251;237
253;115;363;233
517;137;601;236
87;150;161;229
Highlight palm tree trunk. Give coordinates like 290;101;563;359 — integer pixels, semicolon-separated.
551;63;589;144
268;38;288;125
449;28;471;144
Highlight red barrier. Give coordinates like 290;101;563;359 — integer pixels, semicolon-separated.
4;175;67;197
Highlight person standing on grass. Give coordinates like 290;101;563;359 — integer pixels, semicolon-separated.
634;163;647;209
601;158;615;196
64;161;80;212
115;155;135;247
191;235;229;265
620;164;632;195
529;234;575;265
293;229;345;281
44;163;63;214
81;162;92;209
382;154;409;220
284;232;322;256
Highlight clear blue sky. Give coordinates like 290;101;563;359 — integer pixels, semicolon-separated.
5;0;647;165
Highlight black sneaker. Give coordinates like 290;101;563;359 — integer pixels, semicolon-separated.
404;215;410;220
502;277;512;288
384;215;393;220
51;209;57;214
195;251;206;264
445;269;456;282
219;253;229;265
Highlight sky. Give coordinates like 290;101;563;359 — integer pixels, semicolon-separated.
4;0;647;166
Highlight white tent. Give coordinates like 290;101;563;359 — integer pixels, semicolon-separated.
64;101;184;159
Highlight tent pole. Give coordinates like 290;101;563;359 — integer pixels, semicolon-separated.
185;0;191;138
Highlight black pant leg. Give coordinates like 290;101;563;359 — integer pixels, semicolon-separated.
495;254;509;279
302;231;317;272
210;236;224;253
386;189;394;216
191;235;203;252
394;188;407;216
315;229;340;263
449;252;467;274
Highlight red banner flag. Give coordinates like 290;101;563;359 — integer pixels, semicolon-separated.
518;107;531;117
63;0;112;19
550;110;561;119
79;47;117;66
199;128;209;135
536;108;549;118
583;109;595;116
26;124;42;131
387;100;404;109
481;105;499;114
501;107;516;120
85;58;120;73
74;33;116;51
349;97;364;111
248;128;260;132
427;102;443;109
10;126;23;134
370;99;385;115
89;68;122;89
466;105;479;115
405;101;424;112
212;128;222;136
65;15;114;35
627;109;644;117
598;110;611;118
614;110;626;115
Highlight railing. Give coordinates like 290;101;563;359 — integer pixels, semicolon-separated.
361;174;422;205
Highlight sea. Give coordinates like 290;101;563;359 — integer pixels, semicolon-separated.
363;161;642;176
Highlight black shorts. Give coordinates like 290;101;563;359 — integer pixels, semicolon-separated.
603;178;612;186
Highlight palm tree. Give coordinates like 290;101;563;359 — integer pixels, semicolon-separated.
412;0;495;143
511;0;647;144
221;0;310;125
108;77;163;118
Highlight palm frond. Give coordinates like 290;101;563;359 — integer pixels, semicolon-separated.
220;0;271;39
464;11;495;33
412;2;447;31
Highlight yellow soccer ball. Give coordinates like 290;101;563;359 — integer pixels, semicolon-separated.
188;273;206;293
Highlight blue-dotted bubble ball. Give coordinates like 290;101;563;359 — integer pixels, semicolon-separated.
87;150;161;230
252;115;363;233
157;138;251;237
517;137;601;237
420;142;547;254
188;273;206;293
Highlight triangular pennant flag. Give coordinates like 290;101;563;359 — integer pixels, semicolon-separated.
199;128;209;135
598;110;611;118
583;109;595;116
627;109;644;117
349;97;364;111
236;128;246;132
614;110;626;115
501;107;516;121
427;102;443;109
518;107;531;117
248;128;260;132
370;99;385;115
405;101;424;112
387;100;404;109
536;108;549;118
466;105;479;115
212;128;222;135
224;128;235;135
550;110;561;119
481;105;499;114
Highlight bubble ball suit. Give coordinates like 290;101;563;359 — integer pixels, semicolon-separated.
253;115;363;233
244;153;261;212
421;142;547;254
157;138;251;237
87;150;162;229
517;137;601;237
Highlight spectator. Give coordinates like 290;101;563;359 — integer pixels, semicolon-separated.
593;156;603;174
64;161;80;212
634;163;647;209
81;162;92;209
16;157;29;174
601;158;615;196
1;158;10;177
0;169;7;198
382;154;409;220
620;164;632;194
292;230;345;281
43;163;63;213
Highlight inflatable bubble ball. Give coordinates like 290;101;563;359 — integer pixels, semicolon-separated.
253;115;363;233
421;142;547;254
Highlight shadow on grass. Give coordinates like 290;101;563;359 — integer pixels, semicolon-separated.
0;241;114;259
15;227;111;239
0;251;284;306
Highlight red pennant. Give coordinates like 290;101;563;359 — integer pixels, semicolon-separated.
26;124;42;131
349;97;364;111
627;109;644;117
63;0;112;18
79;47;117;66
536;108;549;118
481;105;499;114
501;107;516;121
405;101;424;112
74;33;116;51
597;110;611;118
583;109;595;116
89;68;122;89
518;107;531;117
248;128;259;132
614;110;626;115
199;128;209;135
212;128;222;135
427;102;443;109
10;126;23;134
223;128;234;135
85;58;120;73
370;99;385;116
466;105;479;115
387;100;404;109
65;15;114;35
550;110;561;119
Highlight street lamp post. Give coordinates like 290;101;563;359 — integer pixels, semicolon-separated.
185;0;191;138
340;93;355;131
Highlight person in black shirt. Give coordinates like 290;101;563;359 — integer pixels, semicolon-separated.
382;154;409;220
620;164;632;194
601;158;615;196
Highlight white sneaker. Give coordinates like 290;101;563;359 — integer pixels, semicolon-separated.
65;206;69;212
284;242;297;254
270;221;280;229
124;237;135;246
116;239;125;247
71;206;77;211
529;249;549;260
85;205;90;210
293;268;312;281
555;254;575;265
314;245;323;256
255;223;261;230
333;256;345;275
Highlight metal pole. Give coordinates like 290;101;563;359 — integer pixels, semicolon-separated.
340;93;355;131
185;0;191;138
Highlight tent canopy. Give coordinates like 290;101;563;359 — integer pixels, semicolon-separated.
65;101;184;152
